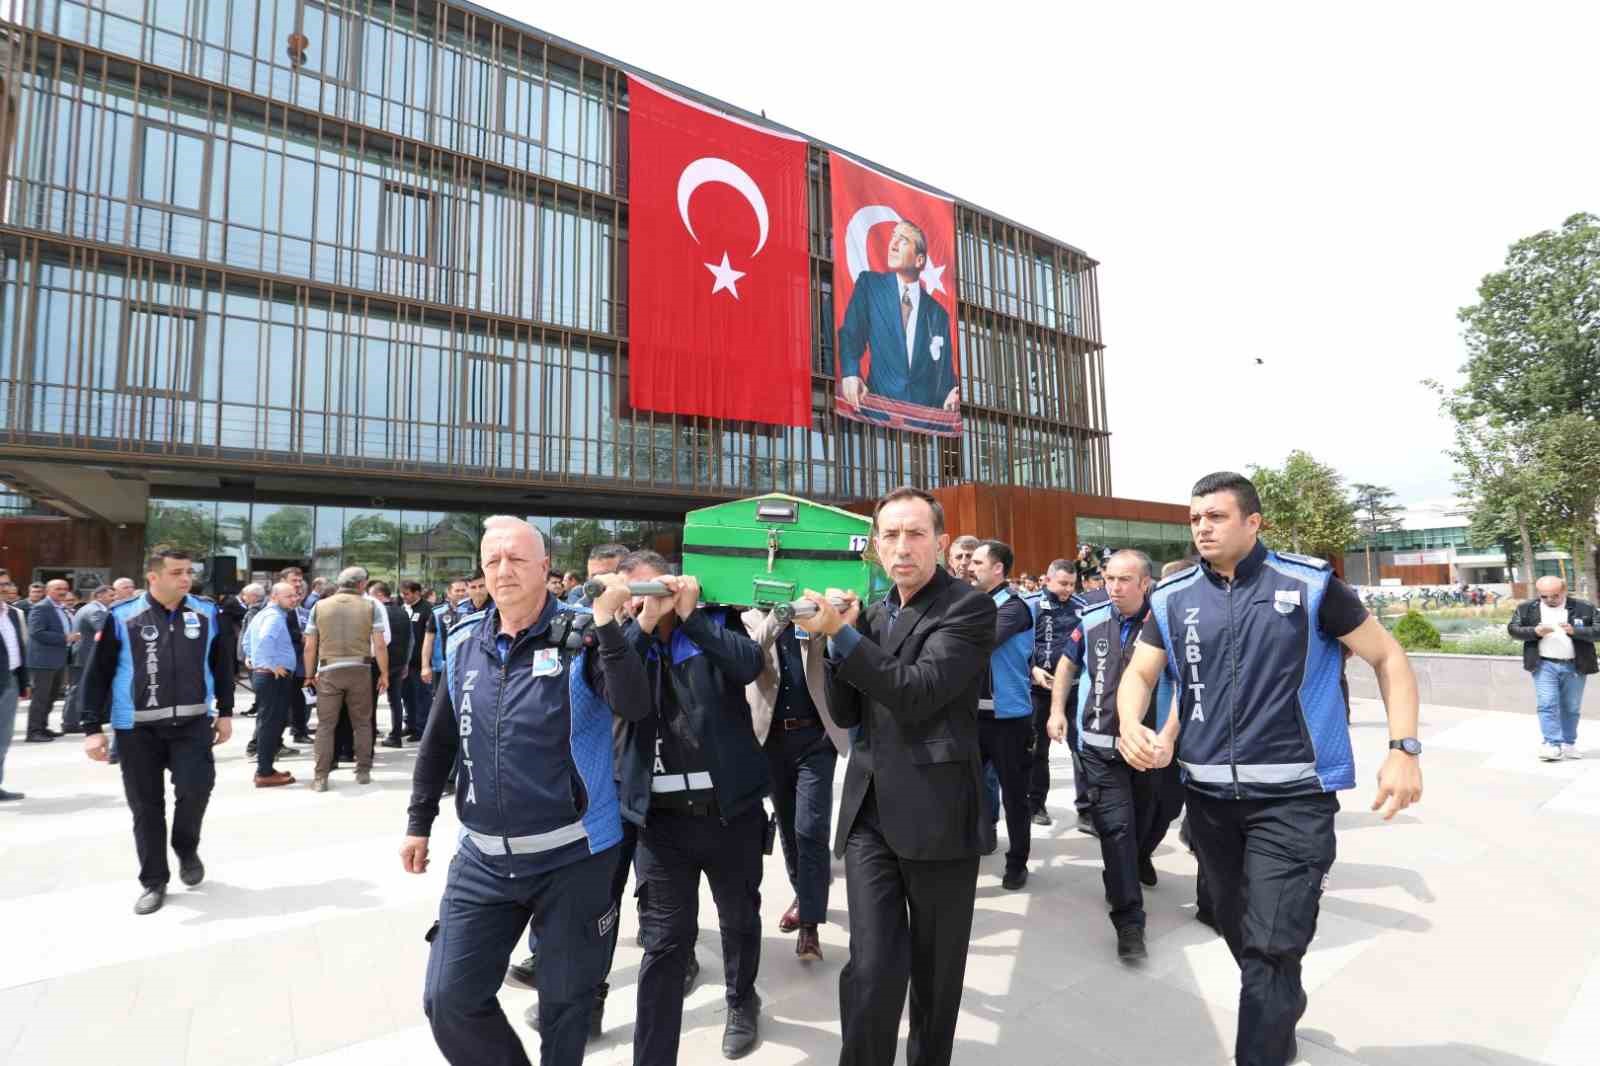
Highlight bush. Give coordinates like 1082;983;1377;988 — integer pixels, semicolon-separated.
1393;610;1444;651
1439;634;1523;657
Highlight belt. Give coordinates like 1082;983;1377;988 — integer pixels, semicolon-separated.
131;703;208;723
461;819;588;856
1541;656;1576;664
650;771;713;794
1080;731;1116;749
649;795;719;818
780;716;820;731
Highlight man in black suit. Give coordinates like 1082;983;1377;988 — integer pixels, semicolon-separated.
795;485;996;1066
838;222;958;412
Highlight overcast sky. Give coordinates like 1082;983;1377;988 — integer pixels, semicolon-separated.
490;0;1599;509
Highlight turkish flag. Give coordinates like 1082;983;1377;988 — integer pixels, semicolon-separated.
627;78;811;427
828;151;960;436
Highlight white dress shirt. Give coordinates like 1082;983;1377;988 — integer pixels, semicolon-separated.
0;608;20;671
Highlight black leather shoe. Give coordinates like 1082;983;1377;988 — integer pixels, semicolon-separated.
1076;813;1098;837
24;732;54;743
1139;856;1158;887
0;789;23;801
1116;925;1147;962
721;991;760;1059
683;952;700;997
178;854;205;887
1001;866;1029;891
292;733;313;744
1030;807;1053;827
245;740;258;756
134;885;166;915
505;952;538;990
381;737;403;748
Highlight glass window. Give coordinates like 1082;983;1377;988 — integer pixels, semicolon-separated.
461;351;515;428
312;506;344;580
343;508;402;585
501;69;544;143
216;502;250;569
146;499;217;558
379;182;435;261
136;121;210;214
298;0;360;84
121;305;202;397
251;504;314;559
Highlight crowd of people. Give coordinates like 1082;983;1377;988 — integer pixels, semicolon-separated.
4;470;1437;1066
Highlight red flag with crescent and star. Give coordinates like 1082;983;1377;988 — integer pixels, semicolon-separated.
626;77;811;427
827;151;961;436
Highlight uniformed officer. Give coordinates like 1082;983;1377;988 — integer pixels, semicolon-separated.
969;539;1036;890
77;547;236;915
1047;549;1183;962
611;550;769;1064
1027;559;1078;826
401;517;651;1066
418;575;471;692
1117;472;1424;1066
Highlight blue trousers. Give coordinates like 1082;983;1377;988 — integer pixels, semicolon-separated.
766;722;837;924
1534;659;1586;745
424;843;618;1066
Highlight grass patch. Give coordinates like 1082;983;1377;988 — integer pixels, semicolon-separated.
1435;634;1523;656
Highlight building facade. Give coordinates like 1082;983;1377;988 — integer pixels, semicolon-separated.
0;0;1179;586
1345;524;1572;588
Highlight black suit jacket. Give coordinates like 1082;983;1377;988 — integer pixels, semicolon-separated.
1508;596;1599;674
828;567;997;862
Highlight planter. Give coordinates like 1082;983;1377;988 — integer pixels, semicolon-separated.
1345;652;1600;716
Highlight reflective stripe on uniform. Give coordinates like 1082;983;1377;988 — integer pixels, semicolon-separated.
461;820;588;856
131;703;209;723
1080;731;1115;749
1180;760;1318;785
649;771;714;794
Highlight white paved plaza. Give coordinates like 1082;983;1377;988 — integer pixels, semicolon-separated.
2;693;1596;1066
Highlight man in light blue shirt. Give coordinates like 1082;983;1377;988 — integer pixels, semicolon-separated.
243;582;300;788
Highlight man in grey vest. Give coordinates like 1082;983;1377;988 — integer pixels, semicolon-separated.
303;567;388;791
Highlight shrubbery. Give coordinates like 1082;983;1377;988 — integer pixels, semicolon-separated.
1393;610;1444;651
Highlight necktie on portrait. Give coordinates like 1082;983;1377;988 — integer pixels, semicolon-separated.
900;285;912;332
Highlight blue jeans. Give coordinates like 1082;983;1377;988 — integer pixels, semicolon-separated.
0;675;17;787
1534;660;1586;745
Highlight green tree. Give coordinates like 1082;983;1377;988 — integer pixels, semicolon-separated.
550;518;607;577
145;502;216;558
252;507;313;557
1457;213;1600;424
1349;483;1403;586
1249;451;1359;560
342;514;401;583
1444;213;1600;596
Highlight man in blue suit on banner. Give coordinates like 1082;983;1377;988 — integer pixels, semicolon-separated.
838;221;958;413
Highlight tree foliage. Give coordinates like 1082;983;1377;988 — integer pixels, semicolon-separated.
1248;451;1359;560
1392;610;1444;651
1349;483;1402;584
1440;213;1600;596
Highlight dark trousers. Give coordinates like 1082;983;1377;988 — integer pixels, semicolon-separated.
383;667;409;741
1027;687;1053;809
26;667;65;735
424;844;617;1066
250;671;293;775
1064;690;1092;816
289;676;311;737
977;714;1033;872
1185;791;1338;1066
524;811;642;973
839;791;978;1066
633;805;764;1066
766;722;838;924
1080;746;1185;930
401;672;431;738
116;715;216;889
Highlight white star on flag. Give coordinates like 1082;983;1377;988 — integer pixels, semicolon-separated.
920;257;947;297
704;252;747;299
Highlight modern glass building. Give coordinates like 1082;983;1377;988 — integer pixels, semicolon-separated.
0;0;1132;583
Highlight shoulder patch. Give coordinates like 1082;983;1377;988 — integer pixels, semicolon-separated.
1154;564;1200;590
1273;551;1331;572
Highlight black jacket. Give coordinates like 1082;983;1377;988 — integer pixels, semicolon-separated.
1508;596;1599;674
615;606;768;828
382;600;413;675
827;566;997;862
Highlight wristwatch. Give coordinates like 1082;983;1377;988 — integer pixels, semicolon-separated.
1388;738;1422;756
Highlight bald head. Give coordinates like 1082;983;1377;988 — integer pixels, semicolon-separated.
270;581;298;609
46;579;70;604
1537;576;1567;606
481;516;550;620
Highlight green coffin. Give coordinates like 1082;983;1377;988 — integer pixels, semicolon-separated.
683;493;890;608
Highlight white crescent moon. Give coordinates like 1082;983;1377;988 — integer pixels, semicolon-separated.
676;157;770;257
844;204;902;282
